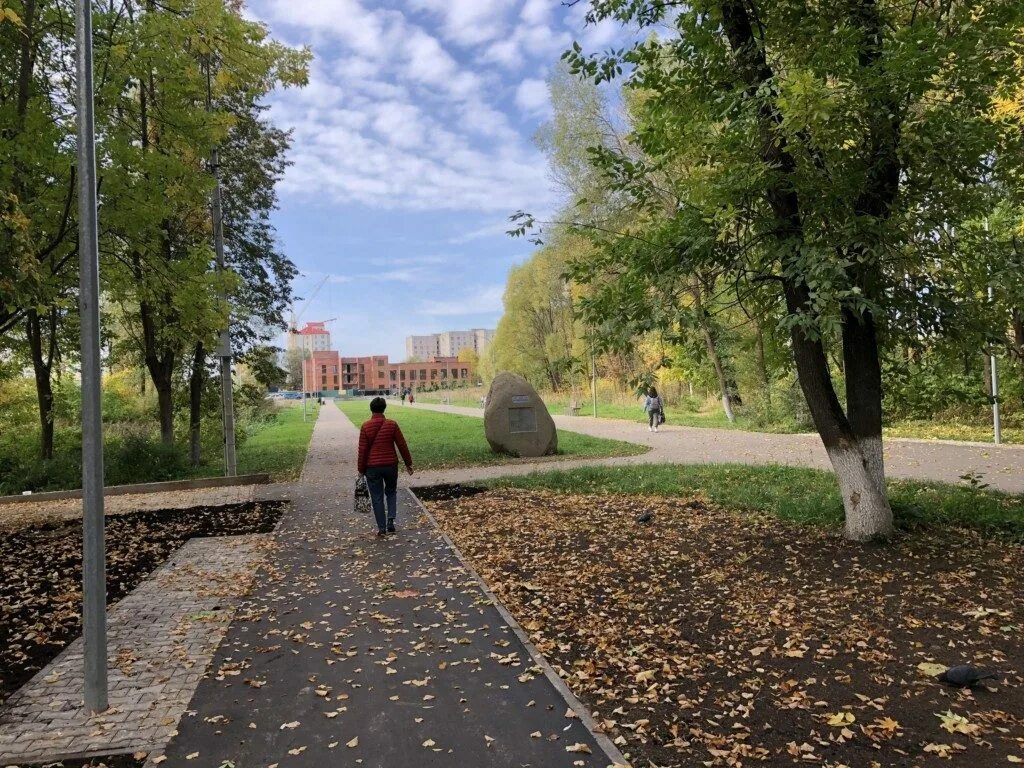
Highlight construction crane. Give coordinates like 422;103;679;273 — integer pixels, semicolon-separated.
288;274;330;334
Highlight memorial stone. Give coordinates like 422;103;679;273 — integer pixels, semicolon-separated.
484;372;558;457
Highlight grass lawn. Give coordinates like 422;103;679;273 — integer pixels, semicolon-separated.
544;396;804;432
225;401;318;481
477;463;1024;540
885;418;1023;445
337;400;646;470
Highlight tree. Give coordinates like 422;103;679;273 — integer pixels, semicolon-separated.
563;0;1024;540
98;0;307;446
1;0;84;458
491;243;579;391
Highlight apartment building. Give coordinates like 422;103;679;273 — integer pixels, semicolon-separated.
405;328;494;360
290;321;332;353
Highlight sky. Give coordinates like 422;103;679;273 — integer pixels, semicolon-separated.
243;0;625;360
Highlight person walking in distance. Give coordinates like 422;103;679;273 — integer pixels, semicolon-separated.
357;397;414;536
644;386;664;433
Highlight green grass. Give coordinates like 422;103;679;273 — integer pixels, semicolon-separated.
542;396;806;433
225;402;318;481
337;400;646;470
885;419;1023;445
479;464;1024;540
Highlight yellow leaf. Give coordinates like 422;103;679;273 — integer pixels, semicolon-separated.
826;712;855;726
876;717;901;732
346;737;359;748
917;662;947;677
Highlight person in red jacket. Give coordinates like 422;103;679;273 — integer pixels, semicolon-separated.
357;397;414;536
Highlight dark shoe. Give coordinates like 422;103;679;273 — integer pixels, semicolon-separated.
376;529;387;537
386;520;397;534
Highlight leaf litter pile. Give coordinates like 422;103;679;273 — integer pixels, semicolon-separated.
424;487;1024;767
0;501;284;704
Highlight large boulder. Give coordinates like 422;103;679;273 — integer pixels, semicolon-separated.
484;373;558;458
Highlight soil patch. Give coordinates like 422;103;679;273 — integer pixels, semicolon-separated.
19;757;145;767
0;501;285;704
412;483;487;502
423;488;1024;768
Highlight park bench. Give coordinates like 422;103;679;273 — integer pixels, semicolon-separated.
567;399;581;417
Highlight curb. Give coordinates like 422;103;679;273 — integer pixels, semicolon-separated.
0;474;271;506
408;488;632;768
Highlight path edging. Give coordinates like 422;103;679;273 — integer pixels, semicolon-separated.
0;473;271;506
408;488;632;768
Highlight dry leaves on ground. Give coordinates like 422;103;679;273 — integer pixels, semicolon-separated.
427;488;1024;768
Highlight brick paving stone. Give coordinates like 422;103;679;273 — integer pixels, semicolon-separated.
0;534;272;764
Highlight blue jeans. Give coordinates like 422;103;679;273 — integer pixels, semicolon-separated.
365;465;398;531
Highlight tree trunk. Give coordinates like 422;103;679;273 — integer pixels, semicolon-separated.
786;283;893;541
141;299;176;445
189;342;205;467
702;326;735;422
1011;309;1024;373
755;324;771;406
691;279;735;422
26;308;57;460
719;0;894;541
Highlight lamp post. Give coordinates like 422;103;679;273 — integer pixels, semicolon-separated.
985;219;1002;445
206;59;236;476
76;0;108;713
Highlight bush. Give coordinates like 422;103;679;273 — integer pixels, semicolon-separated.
104;434;190;486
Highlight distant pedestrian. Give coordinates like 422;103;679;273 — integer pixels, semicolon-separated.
401;389;407;404
408;392;415;405
644;387;664;433
357;397;414;537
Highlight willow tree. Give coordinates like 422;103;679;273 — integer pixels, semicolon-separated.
564;0;1024;540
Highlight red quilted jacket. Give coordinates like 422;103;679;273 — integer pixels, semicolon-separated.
358;415;413;474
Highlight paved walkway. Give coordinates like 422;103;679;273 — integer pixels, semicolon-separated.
0;535;272;764
406;401;1024;493
154;403;620;767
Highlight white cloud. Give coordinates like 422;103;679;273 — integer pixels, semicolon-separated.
515;77;550;116
251;0;578;212
417;284;505;316
409;0;510;46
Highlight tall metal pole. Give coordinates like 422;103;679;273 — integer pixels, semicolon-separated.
989;283;1003;445
207;61;236;476
985;219;1002;445
590;351;598;418
76;0;108;713
212;148;237;476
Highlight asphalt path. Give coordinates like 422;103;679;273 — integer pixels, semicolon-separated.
155;403;620;768
405;401;1024;493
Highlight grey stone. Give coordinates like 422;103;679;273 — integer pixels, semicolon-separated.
484;373;557;458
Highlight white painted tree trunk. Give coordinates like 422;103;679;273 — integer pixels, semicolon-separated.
826;439;893;541
722;393;735;423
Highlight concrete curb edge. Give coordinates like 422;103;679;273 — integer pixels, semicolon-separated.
0;473;271;506
408;488;632;768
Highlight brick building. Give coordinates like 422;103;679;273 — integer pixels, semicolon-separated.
302;350;341;394
301;351;475;395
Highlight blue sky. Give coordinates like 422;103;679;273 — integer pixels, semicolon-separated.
243;0;624;360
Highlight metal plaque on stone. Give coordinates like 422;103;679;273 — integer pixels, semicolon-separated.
508;406;538;434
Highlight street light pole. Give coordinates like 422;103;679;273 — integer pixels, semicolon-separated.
76;0;108;713
985;219;1002;445
989;282;1003;445
206;60;236;476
